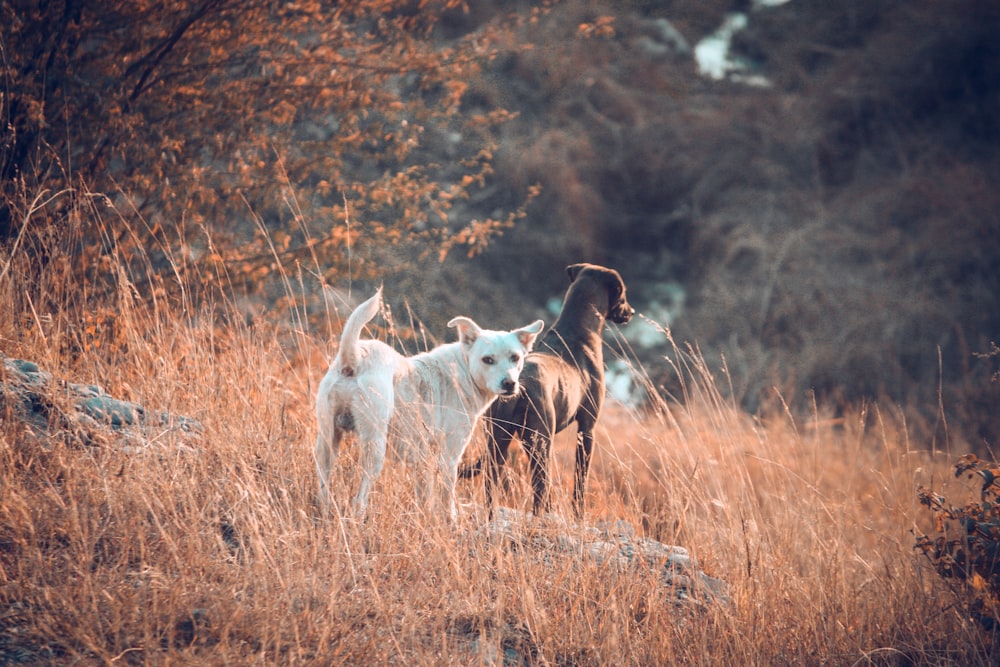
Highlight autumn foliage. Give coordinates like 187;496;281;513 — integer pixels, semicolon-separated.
1;0;536;302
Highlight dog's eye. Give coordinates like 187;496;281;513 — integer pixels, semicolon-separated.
482;356;495;365
509;354;520;363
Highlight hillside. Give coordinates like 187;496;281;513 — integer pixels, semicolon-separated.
411;0;1000;445
0;265;992;662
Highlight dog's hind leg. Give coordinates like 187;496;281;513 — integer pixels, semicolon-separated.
520;404;556;516
350;377;394;519
573;404;600;517
573;426;595;518
352;434;387;520
315;434;336;512
315;387;341;513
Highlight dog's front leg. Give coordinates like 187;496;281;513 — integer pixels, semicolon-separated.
433;432;466;523
410;452;437;517
439;456;460;524
484;421;515;518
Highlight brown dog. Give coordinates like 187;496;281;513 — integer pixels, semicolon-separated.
462;263;633;517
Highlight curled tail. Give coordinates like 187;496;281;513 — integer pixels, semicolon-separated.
338;288;382;376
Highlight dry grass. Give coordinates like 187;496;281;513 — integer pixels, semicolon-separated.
0;197;995;665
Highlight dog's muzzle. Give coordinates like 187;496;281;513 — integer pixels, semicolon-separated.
610;303;634;324
500;379;519;396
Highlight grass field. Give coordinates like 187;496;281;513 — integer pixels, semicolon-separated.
0;211;994;665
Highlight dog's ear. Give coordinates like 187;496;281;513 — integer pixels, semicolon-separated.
566;263;587;282
517;320;545;350
447;317;482;346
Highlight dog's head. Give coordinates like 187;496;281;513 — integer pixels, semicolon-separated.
448;317;545;396
566;263;634;324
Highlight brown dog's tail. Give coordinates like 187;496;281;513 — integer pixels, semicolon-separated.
338;287;381;376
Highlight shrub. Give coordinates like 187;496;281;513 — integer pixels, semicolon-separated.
1;0;539;300
917;453;1000;630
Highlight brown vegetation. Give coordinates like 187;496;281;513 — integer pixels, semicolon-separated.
1;0;534;303
1;210;998;664
918;452;1000;633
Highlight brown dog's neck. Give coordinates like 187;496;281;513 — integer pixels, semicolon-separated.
543;301;606;361
553;276;608;328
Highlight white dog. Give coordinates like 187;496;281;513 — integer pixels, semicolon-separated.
315;288;543;521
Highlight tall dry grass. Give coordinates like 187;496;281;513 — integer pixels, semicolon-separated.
0;190;994;664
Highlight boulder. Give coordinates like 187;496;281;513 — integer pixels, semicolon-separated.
468;506;728;605
1;356;202;451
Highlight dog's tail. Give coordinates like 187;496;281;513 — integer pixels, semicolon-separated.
338;288;382;376
457;457;483;479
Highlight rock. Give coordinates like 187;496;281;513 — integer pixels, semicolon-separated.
451;506;728;664
10;360;41;375
467;506;728;605
78;395;143;427
1;356;203;451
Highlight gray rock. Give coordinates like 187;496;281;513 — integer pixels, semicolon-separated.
468;506;728;604
79;395;142;427
2;356;203;449
451;506;728;664
11;359;40;375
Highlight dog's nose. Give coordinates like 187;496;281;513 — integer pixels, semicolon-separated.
501;378;517;394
